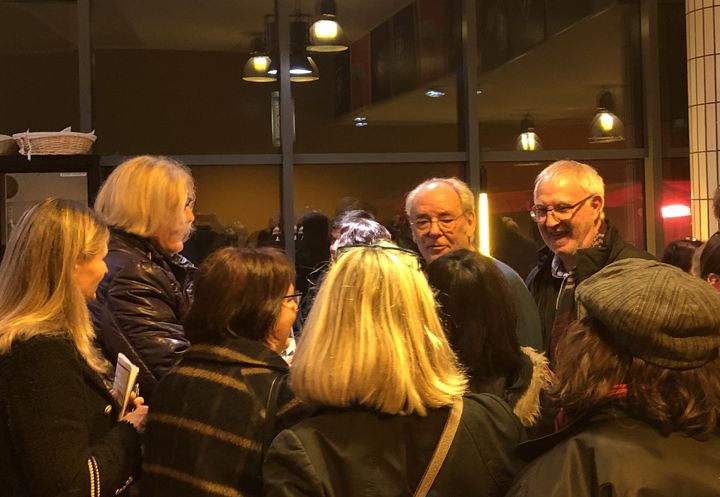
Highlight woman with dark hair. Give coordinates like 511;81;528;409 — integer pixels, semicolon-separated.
426;249;550;427
507;259;720;497
699;231;720;290
142;247;309;497
661;237;702;274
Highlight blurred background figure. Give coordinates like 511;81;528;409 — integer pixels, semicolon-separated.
294;212;330;296
264;244;525;497
508;259;720;497
699;232;720;291
143;247;308;497
660;237;702;274
426;249;551;428
490;215;538;280
0;198;147;497
91;155;196;400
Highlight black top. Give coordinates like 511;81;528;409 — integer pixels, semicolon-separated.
0;336;142;497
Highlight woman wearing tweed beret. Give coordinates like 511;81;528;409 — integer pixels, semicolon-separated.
507;258;720;497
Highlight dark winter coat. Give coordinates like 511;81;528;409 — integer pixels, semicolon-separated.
507;409;720;497
263;393;526;497
142;336;310;497
525;222;653;351
89;229;196;400
0;336;142;497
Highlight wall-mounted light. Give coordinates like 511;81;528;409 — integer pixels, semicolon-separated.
477;193;490;256
243;37;276;82
516;114;541;151
589;90;624;143
308;0;348;52
662;204;691;219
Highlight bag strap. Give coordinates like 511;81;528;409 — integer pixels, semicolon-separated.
414;397;464;497
261;373;287;462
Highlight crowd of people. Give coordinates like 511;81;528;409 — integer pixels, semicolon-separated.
0;155;719;497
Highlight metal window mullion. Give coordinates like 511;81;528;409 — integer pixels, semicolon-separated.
460;0;481;192
78;0;92;132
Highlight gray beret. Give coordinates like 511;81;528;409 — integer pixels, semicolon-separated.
576;258;720;370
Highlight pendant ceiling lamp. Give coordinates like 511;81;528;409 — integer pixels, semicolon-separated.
289;17;319;81
589;90;624;143
308;0;348;52
242;37;276;82
516;114;542;151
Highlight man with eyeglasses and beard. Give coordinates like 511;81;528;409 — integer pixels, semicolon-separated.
405;177;543;351
526;160;653;364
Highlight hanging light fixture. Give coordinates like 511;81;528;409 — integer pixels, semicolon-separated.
589;90;624;143
289;16;319;81
242;36;276;82
308;0;348;52
516;114;542;151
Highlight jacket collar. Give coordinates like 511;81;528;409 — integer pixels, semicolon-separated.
184;336;289;374
109;228;195;271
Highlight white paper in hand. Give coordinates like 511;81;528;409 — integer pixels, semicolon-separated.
113;353;139;420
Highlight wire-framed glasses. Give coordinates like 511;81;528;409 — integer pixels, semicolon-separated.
529;195;594;223
409;212;468;233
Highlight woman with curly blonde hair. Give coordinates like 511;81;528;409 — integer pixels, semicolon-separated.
263;243;524;497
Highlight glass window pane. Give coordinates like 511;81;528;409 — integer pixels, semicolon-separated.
92;0;277;155
484;159;645;278
294;0;462;153
477;1;643;151
659;0;689;148
0;2;79;133
180;164;281;265
294;162;464;246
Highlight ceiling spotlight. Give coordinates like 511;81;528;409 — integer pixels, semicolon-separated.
425;90;446;98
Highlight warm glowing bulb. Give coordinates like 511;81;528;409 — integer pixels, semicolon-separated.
599;112;614;132
478;193;490;256
252;56;270;72
520;132;537;151
661;204;691;218
311;19;339;40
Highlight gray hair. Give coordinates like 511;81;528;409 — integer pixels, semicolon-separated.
534;160;605;199
405;177;475;217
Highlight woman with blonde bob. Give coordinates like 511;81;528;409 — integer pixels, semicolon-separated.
90;155;197;400
263;244;525;497
0;198;147;496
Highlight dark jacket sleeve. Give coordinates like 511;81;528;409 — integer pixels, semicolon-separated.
103;261;190;395
4;338;141;497
462;393;527;496
263;429;326;497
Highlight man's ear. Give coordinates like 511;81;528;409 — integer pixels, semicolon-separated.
707;273;720;287
591;195;604;221
465;211;476;241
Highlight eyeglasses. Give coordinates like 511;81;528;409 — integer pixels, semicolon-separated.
409;212;467;233
529;195;594;223
185;196;196;209
283;292;302;305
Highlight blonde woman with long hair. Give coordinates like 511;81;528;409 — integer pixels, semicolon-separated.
90;155;196;400
263;244;525;497
0;198;147;497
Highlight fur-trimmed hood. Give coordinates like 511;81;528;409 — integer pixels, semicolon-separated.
512;347;552;427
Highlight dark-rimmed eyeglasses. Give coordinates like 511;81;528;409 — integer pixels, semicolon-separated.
283;292;302;304
529;195;594;223
409;212;468;233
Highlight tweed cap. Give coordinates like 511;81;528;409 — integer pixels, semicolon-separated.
575;258;720;370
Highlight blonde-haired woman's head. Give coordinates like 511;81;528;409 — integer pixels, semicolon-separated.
0;198;109;372
291;244;467;416
94;155;195;253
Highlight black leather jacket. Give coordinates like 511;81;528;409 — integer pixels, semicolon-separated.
90;229;196;400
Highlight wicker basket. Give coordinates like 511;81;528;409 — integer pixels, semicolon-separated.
0;135;17;155
13;128;96;159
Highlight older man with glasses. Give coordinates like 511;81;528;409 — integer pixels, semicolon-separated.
406;177;543;350
526;160;653;364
